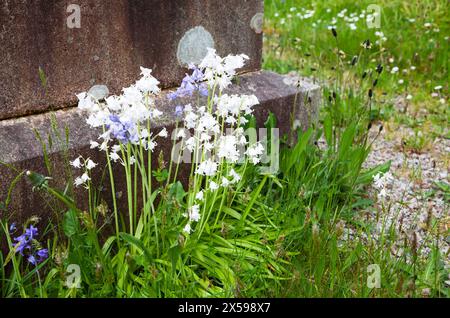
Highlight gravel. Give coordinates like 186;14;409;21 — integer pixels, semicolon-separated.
363;123;449;274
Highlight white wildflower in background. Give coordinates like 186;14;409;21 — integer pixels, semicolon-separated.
378;188;388;200
391;66;399;74
373;172;394;201
373;171;393;189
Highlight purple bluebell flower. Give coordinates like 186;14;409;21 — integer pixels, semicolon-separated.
25;225;38;240
14;233;31;256
107;115;139;144
190;66;205;82
28;255;37;265
12;225;47;265
168;66;209;100
175;105;184;118
198;83;208;97
13;224;38;256
37;248;49;262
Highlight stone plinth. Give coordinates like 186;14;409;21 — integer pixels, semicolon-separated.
0;71;320;222
0;0;263;120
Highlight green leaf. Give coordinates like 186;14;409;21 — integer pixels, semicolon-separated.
244;115;257;130
264;112;277;130
63;209;80;238
357;161;391;184
323;114;332;146
4;170;26;209
240;175;268;226
152;169;168;182
38;66;47;89
168;244;182;273
169;181;186;203
434;181;450;193
119;232;153;264
102;236;117;257
286;128;313;173
338;123;356;157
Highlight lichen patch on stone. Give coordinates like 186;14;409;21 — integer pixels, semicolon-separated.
177;26;215;67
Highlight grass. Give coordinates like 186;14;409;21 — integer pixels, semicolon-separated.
262;0;449;297
264;0;448;140
0;0;448;298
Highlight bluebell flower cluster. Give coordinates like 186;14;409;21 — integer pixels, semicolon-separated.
174;105;184;118
12;224;48;265
106;114;139;144
168;65;208;100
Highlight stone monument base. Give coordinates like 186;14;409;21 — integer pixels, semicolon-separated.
0;71;320;222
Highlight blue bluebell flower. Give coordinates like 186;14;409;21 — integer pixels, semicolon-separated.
14;233;31;256
27;255;37;265
25;225;38;240
168;65;208;100
107;115;139;144
175;105;184;118
37;248;49;262
13;224;38;256
12;225;48;265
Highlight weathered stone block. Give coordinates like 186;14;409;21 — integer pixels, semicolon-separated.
0;71;320;221
0;0;263;120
